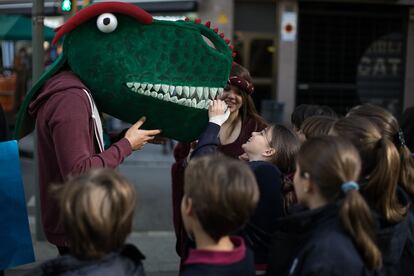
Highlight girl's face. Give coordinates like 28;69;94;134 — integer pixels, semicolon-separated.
242;127;273;159
222;85;243;113
293;164;310;206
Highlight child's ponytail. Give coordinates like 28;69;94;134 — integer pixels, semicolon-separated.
340;182;382;270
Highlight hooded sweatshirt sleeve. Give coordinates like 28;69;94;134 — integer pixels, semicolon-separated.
46;89;132;176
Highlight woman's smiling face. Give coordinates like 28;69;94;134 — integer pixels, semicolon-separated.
222;85;243;113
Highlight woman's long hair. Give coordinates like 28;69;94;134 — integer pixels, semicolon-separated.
333;115;407;223
268;124;301;213
298;136;382;269
348;104;414;200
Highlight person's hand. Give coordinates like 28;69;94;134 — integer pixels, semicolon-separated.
124;116;161;150
208;100;230;126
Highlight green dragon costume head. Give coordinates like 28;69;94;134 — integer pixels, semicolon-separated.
15;1;234;142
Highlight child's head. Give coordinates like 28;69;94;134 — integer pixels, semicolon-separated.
242;125;300;174
300;116;337;141
294;136;381;270
56;169;136;260
348;103;414;199
332;116;406;223
294;136;361;207
291;104;320;132
291;104;337;134
182;155;259;242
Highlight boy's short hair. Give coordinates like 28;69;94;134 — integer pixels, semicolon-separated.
300;116;337;139
55;169;136;260
291;104;337;130
184;155;259;242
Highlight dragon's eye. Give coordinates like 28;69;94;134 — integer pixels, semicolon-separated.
96;13;118;33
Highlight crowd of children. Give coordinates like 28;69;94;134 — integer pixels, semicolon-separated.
25;64;414;275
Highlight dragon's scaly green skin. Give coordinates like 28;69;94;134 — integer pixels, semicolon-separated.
16;2;233;142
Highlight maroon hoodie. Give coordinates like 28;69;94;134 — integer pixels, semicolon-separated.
29;70;132;246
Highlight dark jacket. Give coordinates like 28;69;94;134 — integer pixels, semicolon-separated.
267;204;376;276
26;244;145;276
28;70;132;246
192;123;284;268
242;161;284;268
374;188;414;276
181;236;255;276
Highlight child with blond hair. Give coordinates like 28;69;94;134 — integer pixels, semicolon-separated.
28;169;145;275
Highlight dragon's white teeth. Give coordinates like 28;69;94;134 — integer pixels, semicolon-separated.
189;87;196;97
197;100;205;109
210;88;218;99
162;84;169;93
129;82;221;109
218;88;224;95
183;86;189;97
196;87;203;99
176;86;182;96
169;85;175;95
203;87;209;100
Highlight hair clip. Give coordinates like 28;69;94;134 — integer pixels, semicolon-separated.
398;129;406;146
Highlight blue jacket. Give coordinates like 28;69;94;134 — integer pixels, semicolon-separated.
267;204;376;276
26;244;145;276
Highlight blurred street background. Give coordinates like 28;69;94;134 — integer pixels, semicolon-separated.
1;0;414;275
